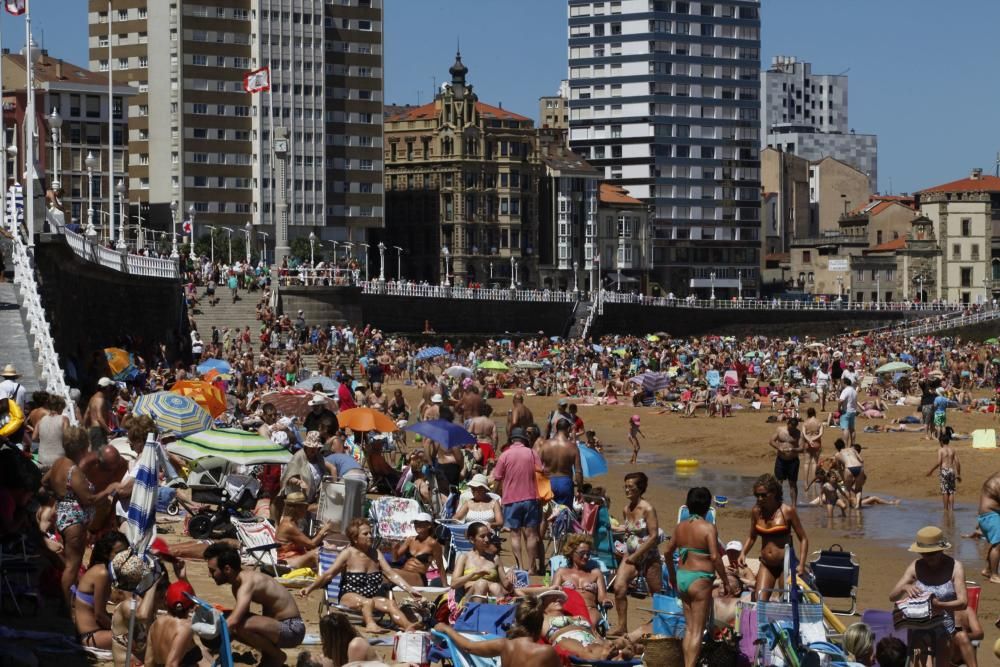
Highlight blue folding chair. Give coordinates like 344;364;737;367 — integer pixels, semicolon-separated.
188;594;233;667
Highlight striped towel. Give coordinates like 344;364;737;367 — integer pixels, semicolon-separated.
125;433;164;553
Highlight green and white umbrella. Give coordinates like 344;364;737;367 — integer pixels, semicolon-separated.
514;360;544;370
167;428;292;465
479;360;509;371
875;361;913;374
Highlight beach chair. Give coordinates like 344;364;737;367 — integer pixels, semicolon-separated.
756;594;827;666
316;543;378;626
807;545;859;615
589;502;617;573
370;496;421;546
188;593;234;667
0;536;39;616
430;629;501;667
230;516;282;577
436;520;475;574
972;429;997;449
676;505;717;524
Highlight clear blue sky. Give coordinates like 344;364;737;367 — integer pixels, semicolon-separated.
9;0;1000;194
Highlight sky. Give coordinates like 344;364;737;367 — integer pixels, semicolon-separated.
7;0;1000;195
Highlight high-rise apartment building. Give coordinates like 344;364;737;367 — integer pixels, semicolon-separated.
567;0;762;297
761;56;877;191
87;0;383;253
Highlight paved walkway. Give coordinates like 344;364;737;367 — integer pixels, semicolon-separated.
0;282;41;393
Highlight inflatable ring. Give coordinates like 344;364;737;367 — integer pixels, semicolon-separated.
675;458;699;468
0;399;24;438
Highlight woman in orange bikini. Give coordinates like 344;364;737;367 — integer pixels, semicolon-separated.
738;473;808;600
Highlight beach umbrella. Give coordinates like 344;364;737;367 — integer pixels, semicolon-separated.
514;360;544;370
404;419;476;449
295;376;340;393
876;361;913;374
261;388;317;420
133;392;214;437
646;334;660;342
444;365;474;378
630;371;671;392
612;348;628;357
337;407;399;433
104;347;138;381
498;338;512;345
169;379;227;418
592;344;605;353
479;360;509;371
986;338;999;344
167;428;292;465
197;358;232;377
415;346;448;361
550;336;561;342
577;444;608;478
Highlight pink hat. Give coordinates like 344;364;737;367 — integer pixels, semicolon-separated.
630;415;640;424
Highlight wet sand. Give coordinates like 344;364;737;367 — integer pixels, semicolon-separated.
155;386;1000;663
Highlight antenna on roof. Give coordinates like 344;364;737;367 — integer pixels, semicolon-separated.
995;151;1000;177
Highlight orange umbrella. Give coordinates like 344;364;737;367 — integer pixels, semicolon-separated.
170;379;227;418
336;407;398;433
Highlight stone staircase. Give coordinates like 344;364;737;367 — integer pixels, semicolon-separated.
0;282;41;393
566;299;592;339
187;288;260;339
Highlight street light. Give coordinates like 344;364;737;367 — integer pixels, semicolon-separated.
710;271;716;300
737;270;743;300
309;231;316;274
360;243;370;281
510;255;515;289
259;231;269;266
84;151;98;238
442;245;450;286
188;204;196;256
168;200;179;259
573;261;579;293
377;241;386;282
114;179;126;250
205;225;216;264
48;108;62;192
244;221;252;264
392;245;403;280
221;227;233;264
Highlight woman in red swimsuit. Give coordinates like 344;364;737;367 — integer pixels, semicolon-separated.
738;473;808;600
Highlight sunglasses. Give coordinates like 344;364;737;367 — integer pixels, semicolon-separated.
754;492;770;498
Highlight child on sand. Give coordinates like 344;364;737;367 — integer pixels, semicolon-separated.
806;468;848;518
627;415;644;464
926;426;961;511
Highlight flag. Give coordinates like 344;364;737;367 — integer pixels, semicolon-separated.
4;0;25;16
125;434;163;554
182;220;192;234
243;66;270;93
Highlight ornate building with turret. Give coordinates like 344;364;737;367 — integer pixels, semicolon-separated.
380;54;541;286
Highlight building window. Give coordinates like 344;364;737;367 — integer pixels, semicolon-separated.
972;244;981;261
961;267;973;288
802;250;811;263
952;244;961;260
961;218;971;237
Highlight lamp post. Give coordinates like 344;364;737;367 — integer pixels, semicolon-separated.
188;204;196;257
259;231;269;266
592;255;600;296
737;270;743;300
918;273;924;303
114;179;126;250
836;276;843;301
360;243;369;281
85;151;98;238
573;261;579;293
168;200;179;259
48;108;61;192
22;35;39;247
342;241;353;261
393;246;403;280
510;255;515;289
205;225;216;264
308;231;316;268
442;245;450;286
222;228;233;264
710;271;716;300
244;221;252;264
876;272;881;306
377;241;386;281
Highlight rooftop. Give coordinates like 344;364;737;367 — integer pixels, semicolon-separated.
3;53;127;88
918;170;1000;194
385;100;531;123
599;183;644;206
866;238;907;253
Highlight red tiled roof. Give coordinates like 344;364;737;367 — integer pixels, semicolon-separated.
599;183;644;206
386;100;530;123
918;175;1000;194
867;238;907;252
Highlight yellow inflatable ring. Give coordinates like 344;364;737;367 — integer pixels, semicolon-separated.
675;459;699;467
0;399;24;437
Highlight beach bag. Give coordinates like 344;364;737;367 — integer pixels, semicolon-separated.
892;594;944;630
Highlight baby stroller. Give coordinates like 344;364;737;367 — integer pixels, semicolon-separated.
184;457;261;539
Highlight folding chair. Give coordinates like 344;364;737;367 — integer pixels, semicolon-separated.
0;536;39;616
437;520;475;574
429;629;501;667
229;516;282;577
807;545;859;615
317;543;371;626
676;505;716;524
369;496;421;545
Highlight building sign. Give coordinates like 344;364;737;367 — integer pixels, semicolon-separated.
828;259;849;272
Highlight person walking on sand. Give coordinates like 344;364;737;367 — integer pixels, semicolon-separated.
627;415;644;465
933;387;950;440
927;427;960;511
975;472;1000;583
769;417;803;507
801;407;824;498
838;377;859;448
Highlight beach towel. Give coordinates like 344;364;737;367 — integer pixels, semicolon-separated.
973;429;997;449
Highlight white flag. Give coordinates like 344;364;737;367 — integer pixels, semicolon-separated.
243;66;270;94
4;0;25;16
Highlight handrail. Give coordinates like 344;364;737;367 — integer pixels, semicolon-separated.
57;224;178;279
581;291;601;340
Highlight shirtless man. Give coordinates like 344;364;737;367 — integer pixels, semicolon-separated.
457;384;483;421
145;581;210;667
769;417;804;506
421;394;442;421
365;382;389;413
926;429;961;511
507;391;534;435
81;445;129;532
976;472;1000;583
801;407;824;498
83;377;116;450
466;404;498;447
538;417;584;508
203;543;305;667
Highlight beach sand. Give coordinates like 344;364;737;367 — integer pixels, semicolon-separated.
151;386;1000;664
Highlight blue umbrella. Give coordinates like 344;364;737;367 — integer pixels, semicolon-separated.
133;392;214;436
577;444;608;478
592;344;605;353
295;376;340;393
404;419;476;449
629;371;671;392
415;346;448;361
197;358;232;376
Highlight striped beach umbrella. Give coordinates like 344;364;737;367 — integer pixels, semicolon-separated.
133;392;214;437
197;358;232;376
415;346;448;361
104;347;138;381
167;428;292;465
170;379;227;418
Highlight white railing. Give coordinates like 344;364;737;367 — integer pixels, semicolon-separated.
893;308;1000;337
8;225;77;425
581;291;601;340
59;225;178;279
359;280;578;303
597;292;962;312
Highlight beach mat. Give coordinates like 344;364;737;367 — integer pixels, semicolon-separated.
972;429;997;449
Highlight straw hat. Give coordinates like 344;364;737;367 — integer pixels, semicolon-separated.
908;526;951;553
285;492;307;505
0;364;20;378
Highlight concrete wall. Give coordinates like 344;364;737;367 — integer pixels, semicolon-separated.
34;235;188;386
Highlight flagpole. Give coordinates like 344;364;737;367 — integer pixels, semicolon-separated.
23;2;32;247
0;9;6;234
107;0;114;247
267;84;274;265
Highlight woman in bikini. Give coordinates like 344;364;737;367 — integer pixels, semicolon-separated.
451;522;514;599
74;531;129;650
548;534;610;626
452;474;503;529
663;487;730;667
738;473;808;601
609;471;662;636
42;426;120;609
534;590;642;662
392;513;446;587
299;518;422;634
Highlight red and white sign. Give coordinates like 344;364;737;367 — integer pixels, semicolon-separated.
4;0;26;16
243;66;270;94
182;220;192;234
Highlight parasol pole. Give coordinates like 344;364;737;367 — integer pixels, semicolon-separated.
124;593;138;665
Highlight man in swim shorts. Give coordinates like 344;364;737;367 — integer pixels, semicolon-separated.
977;473;1000;583
769;417;803;506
